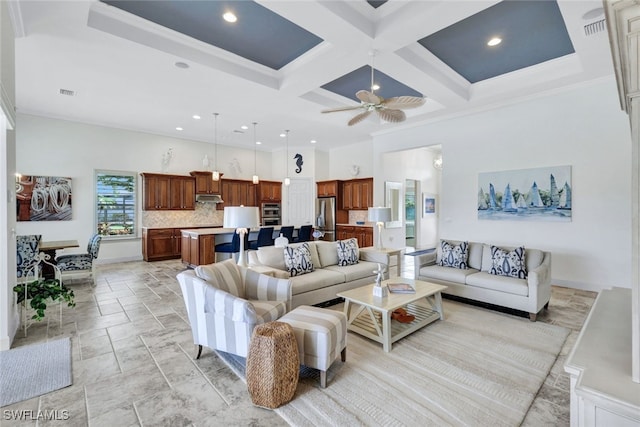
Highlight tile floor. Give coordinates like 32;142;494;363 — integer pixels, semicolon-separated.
3;256;596;426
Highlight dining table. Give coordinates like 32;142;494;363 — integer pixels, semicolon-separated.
40;239;79;279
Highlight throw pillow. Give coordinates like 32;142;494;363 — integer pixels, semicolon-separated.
283;243;314;276
438;240;469;269
489;245;527;279
337;238;359;266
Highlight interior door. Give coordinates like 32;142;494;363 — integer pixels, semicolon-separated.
285;178;313;227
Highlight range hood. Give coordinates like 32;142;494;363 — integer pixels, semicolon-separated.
196;194;223;203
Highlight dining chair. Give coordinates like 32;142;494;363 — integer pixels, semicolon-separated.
248;227;274;250
16;235;42;279
56;234;102;283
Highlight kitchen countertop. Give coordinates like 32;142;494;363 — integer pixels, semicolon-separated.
180;225;291;236
336;223;374;227
142;225;220;230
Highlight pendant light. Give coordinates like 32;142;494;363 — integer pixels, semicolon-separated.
252;122;259;184
212;113;220;181
284;129;291;186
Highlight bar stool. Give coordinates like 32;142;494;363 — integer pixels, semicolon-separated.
248;227;274;250
279;226;294;242
214;232;248;262
294;225;313;243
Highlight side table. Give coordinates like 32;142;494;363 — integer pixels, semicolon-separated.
360;247;402;277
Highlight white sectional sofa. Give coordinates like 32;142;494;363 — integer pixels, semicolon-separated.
248;240;389;308
414;240;552;321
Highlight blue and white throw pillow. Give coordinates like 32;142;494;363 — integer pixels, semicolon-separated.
438;240;469;269
490;245;527;279
337;238;359;266
283;243;314;276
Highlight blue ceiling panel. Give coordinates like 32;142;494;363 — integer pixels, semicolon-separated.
418;0;575;83
321;65;423;102
366;1;388;9
102;0;323;70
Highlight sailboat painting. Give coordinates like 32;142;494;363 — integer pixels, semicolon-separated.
478;166;572;222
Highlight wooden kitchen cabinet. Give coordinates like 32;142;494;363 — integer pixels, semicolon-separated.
169;176;196;210
182;233;215;268
220;179;257;208
317;180;340;197
259;180;282;202
142;173;171;210
142;228;182;261
190;171;222;194
340;178;373;210
336;225;373;247
141;173;196;211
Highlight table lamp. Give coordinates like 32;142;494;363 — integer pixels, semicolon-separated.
223;206;259;267
368;207;391;250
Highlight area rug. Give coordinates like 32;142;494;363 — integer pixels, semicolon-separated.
218;301;569;426
404;247;436;257
0;337;72;407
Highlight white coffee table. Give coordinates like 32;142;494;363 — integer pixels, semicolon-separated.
337;279;447;352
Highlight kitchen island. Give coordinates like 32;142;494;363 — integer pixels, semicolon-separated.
180;225;301;268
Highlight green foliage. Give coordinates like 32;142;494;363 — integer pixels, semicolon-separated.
13;279;75;321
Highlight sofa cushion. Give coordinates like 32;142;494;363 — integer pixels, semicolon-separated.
289;269;346;295
324;260;378;282
489;246;527;279
337;238;359;266
284;243;314;276
438;240;469;269
465;272;529;297
481;245;544;272
195;259;245;297
419;265;480;283
256;242;321;272
316;240;339;267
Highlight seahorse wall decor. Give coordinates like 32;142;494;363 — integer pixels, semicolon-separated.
294;153;303;173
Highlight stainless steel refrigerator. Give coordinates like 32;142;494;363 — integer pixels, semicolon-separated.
315;197;336;241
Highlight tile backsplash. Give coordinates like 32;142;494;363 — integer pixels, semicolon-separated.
142;203;223;228
349;210;373;226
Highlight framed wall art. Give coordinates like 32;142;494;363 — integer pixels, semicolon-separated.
16;175;73;221
478;165;571;222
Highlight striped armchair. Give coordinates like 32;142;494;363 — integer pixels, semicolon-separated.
177;259;292;359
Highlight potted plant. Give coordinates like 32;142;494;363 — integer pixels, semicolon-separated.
13;278;75;321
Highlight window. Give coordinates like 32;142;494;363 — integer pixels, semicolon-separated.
95;171;136;238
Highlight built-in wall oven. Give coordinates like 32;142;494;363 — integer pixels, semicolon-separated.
261;202;281;226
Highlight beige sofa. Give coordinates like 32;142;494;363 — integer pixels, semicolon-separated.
414;240;552;321
248;240;389;308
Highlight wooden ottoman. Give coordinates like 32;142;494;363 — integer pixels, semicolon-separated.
279;305;347;388
246;321;299;409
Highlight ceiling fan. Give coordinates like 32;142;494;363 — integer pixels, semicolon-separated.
322;52;426;126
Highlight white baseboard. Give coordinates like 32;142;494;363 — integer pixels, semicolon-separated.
552;278;629;293
94;256;143;265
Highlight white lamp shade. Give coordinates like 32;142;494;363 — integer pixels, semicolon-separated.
223;206;260;229
368;207;391;223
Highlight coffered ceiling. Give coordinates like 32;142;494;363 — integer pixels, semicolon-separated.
12;0;613;151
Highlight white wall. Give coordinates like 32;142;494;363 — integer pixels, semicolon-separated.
15;114;275;263
328;139;374;180
372;77;633;292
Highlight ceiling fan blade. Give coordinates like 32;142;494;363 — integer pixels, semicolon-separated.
348;110;372;126
381;96;426;110
377;108;406;123
356;90;381;105
321;106;363;114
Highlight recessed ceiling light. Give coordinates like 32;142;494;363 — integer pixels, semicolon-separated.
223;11;237;23
280;133;286;138
174;61;189;69
371;84;380;91
487;37;502;47
175;127;183;131
256;141;262;145
192;115;201;120
310;140;317;144
241;125;248;130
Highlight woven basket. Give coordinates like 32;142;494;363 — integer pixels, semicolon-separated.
246;321;299;409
